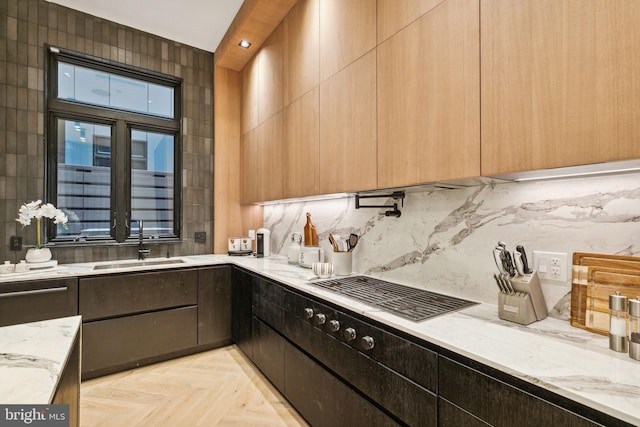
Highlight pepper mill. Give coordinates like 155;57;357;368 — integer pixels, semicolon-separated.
629;297;640;361
609;292;628;353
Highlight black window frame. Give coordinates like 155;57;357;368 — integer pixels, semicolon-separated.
45;45;183;245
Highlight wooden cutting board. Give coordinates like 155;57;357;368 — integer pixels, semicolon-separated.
584;268;640;335
570;252;640;330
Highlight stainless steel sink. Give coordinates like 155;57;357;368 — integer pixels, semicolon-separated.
93;259;185;270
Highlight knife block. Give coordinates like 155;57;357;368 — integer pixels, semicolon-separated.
498;271;548;325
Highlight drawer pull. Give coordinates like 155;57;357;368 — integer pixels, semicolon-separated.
0;287;68;298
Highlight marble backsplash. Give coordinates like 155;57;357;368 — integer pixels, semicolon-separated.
263;173;640;318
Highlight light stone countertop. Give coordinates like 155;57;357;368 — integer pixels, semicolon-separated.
0;254;638;424
0;316;81;404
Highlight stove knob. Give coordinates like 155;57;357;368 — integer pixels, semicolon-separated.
314;313;326;325
343;327;357;341
304;308;314;319
327;319;341;332
361;336;375;351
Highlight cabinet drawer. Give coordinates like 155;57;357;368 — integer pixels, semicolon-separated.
80;269;198;320
438;356;601;427
284;337;398;427
82;306;197;377
0;278;78;327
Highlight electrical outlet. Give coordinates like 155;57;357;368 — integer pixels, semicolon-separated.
194;231;206;243
10;236;22;251
533;251;568;282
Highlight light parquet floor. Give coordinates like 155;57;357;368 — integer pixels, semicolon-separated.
80;345;308;427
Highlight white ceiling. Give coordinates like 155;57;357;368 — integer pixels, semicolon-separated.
47;0;245;53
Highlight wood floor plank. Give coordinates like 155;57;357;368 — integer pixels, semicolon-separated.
81;346;308;427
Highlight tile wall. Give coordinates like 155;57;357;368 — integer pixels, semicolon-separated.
0;0;213;263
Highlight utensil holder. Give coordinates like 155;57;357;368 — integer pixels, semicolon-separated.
498;271;548;325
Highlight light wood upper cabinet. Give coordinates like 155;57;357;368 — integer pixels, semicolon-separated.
481;0;640;176
240;128;259;204
285;87;320;198
320;51;377;194
258;111;285;201
319;0;376;82
284;0;319;106
241;56;259;135
377;0;446;43
377;0;480;189
258;25;284;124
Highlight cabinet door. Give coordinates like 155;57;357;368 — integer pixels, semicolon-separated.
240;128;260;204
231;268;254;358
284;0;319;106
438;355;604;426
377;0;447;43
481;0;640;176
319;51;377;194
284;87;320;198
377;0;480;188
0;278;78;327
319;0;376;81
252;318;285;393
197;266;232;346
258;111;285;201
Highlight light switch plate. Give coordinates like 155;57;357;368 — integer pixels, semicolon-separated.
194;231;206;243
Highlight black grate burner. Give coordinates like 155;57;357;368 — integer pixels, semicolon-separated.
311;276;476;322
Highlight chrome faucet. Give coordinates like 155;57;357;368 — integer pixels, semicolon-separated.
138;220;150;260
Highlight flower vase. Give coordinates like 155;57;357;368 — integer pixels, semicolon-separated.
26;247;52;264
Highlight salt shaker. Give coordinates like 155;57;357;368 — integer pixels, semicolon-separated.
609;292;628;353
629;297;640;361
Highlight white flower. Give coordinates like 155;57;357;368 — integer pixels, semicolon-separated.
16;200;69;227
16;200;42;226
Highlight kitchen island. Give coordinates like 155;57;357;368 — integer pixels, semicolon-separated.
0;315;81;425
1;255;638;425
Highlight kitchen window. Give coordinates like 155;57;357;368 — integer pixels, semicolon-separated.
46;46;182;244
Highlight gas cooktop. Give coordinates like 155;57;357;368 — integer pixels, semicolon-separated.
310;275;477;322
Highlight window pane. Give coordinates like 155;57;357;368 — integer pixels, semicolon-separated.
148;83;174;117
56;119;112;239
74;66;110;107
56;61;175;118
57;63;75;99
110;75;149;113
130;130;175;238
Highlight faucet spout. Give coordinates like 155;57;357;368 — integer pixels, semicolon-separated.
137;220;150;260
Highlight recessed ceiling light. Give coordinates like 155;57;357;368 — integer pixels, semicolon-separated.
238;40;251;49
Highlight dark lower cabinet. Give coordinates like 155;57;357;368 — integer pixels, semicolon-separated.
284;338;397;427
0;278;78;327
83;306;198;378
232;267;254;359
438;355;624;427
252;318;285;392
198;266;232;346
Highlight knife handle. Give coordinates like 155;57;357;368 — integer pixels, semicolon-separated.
513;251;526;276
516;245;533;274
